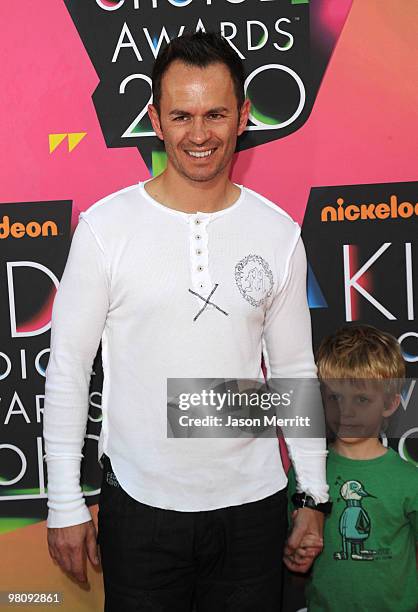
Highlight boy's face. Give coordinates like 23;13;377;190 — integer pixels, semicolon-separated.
322;380;400;443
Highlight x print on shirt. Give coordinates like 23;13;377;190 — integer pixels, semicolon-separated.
188;284;229;322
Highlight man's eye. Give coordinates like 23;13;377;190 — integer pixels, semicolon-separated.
208;113;223;120
173;116;189;121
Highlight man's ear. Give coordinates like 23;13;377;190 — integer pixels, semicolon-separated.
383;393;401;418
148;104;164;141
237;98;251;136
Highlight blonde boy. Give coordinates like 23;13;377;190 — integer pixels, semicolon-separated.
287;325;418;611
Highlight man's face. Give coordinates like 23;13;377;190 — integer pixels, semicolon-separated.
322;380;399;443
148;61;250;183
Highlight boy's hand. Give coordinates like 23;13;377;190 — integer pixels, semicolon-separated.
284;508;324;573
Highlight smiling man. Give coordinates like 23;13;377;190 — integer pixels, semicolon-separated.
43;33;329;611
146;38;249;211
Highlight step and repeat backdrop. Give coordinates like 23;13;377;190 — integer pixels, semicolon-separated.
1;1;417;610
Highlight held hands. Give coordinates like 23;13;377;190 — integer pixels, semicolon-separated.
283;507;324;573
47;518;100;584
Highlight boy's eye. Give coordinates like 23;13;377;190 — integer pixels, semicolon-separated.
357;396;370;404
328;393;341;402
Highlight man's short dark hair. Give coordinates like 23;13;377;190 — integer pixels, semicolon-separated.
152;32;245;113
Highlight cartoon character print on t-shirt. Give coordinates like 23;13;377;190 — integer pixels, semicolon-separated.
334;479;379;561
235;255;273;307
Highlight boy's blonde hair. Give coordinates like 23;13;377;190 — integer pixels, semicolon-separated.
316;325;405;393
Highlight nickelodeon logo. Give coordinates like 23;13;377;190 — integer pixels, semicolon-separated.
321;195;418;222
0;215;58;239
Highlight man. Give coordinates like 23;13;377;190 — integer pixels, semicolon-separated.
44;32;329;611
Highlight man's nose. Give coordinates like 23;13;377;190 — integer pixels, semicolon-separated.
188;117;210;144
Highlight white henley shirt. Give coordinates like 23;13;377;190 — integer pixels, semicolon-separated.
43;181;328;528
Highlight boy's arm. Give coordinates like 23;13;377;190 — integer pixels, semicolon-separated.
404;477;418;571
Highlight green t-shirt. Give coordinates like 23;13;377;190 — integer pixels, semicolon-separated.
288;447;418;612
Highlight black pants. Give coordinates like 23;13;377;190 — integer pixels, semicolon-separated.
98;456;287;611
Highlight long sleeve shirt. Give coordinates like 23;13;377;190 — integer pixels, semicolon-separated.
43;181;329;528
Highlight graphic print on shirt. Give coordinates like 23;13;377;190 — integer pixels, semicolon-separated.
188;283;229;322
105;470;120;488
334;479;378;561
235;255;273;307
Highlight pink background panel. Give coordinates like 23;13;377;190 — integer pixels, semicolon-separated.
0;1;144;226
234;0;418;222
1;2;417;226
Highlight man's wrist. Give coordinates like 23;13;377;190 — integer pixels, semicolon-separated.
291;492;332;515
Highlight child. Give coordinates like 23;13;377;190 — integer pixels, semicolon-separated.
287;324;418;611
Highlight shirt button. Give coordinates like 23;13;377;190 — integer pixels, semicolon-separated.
197;265;204;272
196;249;202;256
195;234;201;240
195;218;201;225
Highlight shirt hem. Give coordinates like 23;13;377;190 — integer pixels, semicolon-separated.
107;453;288;512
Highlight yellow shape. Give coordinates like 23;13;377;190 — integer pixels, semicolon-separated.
68;132;87;152
49;133;67;154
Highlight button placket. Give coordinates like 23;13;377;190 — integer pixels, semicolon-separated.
189;214;212;305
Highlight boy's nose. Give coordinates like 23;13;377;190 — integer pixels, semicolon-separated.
339;400;356;418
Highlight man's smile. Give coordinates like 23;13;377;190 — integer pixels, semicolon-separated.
185;148;216;158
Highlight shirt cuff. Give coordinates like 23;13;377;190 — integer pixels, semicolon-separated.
44;456;93;528
47;504;92;529
287;442;329;504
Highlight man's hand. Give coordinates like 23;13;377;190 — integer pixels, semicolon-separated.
47;519;100;583
284;507;324;573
